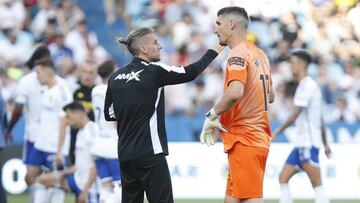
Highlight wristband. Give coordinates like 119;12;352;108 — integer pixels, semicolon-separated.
206;108;218;120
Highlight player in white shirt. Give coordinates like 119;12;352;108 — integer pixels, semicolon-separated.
273;49;332;203
91;60;121;203
36;102;98;203
6;45;50;170
5;45;66;203
25;57;72;203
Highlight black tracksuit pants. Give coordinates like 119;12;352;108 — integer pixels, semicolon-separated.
120;153;173;203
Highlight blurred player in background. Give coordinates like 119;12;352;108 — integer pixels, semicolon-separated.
6;45;50;168
0;89;7;203
272;49;332;203
36;102;98;203
200;6;275;203
91;60;121;203
68;60;97;165
5;45;65;203
26;57;72;203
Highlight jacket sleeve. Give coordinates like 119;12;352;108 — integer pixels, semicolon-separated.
104;83;117;121
153;49;218;86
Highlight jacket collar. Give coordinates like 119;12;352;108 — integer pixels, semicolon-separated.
132;57;149;63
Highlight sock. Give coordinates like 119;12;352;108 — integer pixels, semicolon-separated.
315;185;330;203
280;183;293;203
31;183;48;203
112;184;122;203
28;184;36;203
49;187;65;203
100;187;113;203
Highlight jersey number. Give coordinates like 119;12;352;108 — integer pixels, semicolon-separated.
260;74;270;111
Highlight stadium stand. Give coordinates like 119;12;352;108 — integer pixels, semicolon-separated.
0;0;359;144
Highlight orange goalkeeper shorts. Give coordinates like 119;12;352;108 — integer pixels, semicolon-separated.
226;141;269;199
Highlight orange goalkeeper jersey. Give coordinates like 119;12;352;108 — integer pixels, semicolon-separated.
220;40;272;151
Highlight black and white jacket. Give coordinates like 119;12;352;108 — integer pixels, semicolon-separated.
104;50;218;162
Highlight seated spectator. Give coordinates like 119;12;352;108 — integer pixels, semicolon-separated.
49;31;74;70
64;20;108;64
0;29;33;63
326;96;357;123
30;0;56;37
56;0;85;34
0;0;26;31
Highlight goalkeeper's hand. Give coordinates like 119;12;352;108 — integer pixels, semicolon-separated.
200;108;228;146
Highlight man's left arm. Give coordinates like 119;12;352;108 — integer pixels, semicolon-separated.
199;81;243;146
213;81;244;116
321;115;332;158
55;84;73;166
104;83;116;121
78;163;97;203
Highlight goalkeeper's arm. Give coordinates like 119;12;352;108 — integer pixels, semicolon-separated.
199;81;243;146
213;80;244;116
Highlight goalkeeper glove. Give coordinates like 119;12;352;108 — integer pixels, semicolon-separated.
200;108;228;146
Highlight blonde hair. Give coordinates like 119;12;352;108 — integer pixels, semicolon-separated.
117;27;154;56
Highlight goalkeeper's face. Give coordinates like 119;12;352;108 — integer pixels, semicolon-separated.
214;15;230;46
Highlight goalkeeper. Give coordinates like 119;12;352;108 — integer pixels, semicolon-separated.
200;6;275;203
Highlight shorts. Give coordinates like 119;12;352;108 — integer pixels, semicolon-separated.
95;157;121;183
66;173;99;203
22;140;34;165
120;153;173;203
226;142;269;199
27;147;66;171
286;146;319;169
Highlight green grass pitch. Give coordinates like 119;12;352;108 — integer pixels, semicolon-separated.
7;194;359;203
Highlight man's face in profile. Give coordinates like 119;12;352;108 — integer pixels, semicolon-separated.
214;15;230;46
289;55;305;81
143;33;162;62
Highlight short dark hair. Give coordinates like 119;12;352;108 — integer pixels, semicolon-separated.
26;45;51;69
217;6;249;28
63;101;85;112
118;27;154;56
34;57;55;70
290;49;313;65
98;60;116;79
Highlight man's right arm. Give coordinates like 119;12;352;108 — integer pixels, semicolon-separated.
272;106;302;140
7;77;28;140
155;44;223;86
6;98;24;143
6;104;23;135
104;83;116;121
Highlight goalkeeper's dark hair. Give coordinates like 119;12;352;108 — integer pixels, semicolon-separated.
290;49;313;66
63;101;86;112
117;27;154;56
34;57;55;70
217;6;249;29
26;44;51;69
98;59;116;79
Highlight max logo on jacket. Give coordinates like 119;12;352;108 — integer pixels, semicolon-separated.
114;69;144;83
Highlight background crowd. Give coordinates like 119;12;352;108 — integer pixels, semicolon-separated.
0;0;359;142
